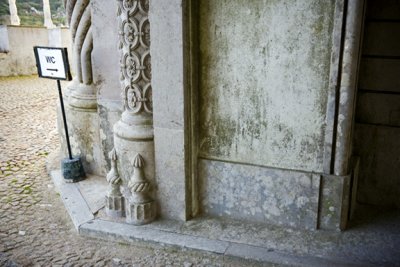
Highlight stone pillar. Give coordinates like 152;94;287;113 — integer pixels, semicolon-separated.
43;0;55;28
114;0;156;225
59;0;103;176
8;0;20;25
65;0;96;109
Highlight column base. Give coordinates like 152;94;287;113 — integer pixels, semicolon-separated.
105;195;125;218
126;200;156;225
69;83;97;110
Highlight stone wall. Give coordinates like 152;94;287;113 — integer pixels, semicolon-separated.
198;0;336;173
51;0;366;231
91;0;124;173
149;0;365;231
197;0;338;229
0;26;71;77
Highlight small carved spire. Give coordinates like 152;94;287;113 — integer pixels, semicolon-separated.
106;148;121;186
128;153;150;202
126;153;155;225
105;148;124;217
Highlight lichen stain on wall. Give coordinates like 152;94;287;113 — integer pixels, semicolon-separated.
198;0;335;173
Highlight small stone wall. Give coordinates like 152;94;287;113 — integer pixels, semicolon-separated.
0;25;71;77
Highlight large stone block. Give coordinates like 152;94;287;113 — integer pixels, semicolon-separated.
150;0;185;131
199;159;321;230
318;174;350;230
198;0;336;173
154;127;187;221
58;105;106;176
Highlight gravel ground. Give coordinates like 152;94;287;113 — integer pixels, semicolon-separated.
0;76;269;267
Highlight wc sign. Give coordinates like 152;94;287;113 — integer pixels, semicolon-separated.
33;46;71;80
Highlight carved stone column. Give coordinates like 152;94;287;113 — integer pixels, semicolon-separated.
58;1;103;176
43;0;55;28
65;0;96;109
114;0;156;225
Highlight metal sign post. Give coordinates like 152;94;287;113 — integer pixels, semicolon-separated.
33;46;85;182
56;79;72;160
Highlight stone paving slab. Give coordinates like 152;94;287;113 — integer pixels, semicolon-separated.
80;219;230;255
51;170;95;230
77;174;108;214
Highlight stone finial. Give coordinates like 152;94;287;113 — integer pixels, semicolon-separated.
105;148;125;218
126;153;155;225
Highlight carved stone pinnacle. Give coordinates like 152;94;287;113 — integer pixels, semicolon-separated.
126;153;155;225
105;148;125;218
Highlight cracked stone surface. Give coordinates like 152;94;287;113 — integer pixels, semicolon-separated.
0;76;269;267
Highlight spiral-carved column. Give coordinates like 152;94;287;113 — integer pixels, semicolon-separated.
113;0;156;225
57;0;102;176
65;0;96;109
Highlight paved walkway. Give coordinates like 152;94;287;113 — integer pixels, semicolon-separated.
0;76;265;267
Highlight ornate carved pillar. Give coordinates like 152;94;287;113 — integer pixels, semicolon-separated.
114;0;156;225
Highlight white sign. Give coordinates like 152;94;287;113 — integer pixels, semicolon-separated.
33;46;71;80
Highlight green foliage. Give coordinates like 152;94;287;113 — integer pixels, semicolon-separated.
0;1;10;17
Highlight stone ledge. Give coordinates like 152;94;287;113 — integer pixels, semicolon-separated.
50;170;94;230
49;169;373;267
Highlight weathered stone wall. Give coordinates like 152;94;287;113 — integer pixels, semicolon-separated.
198;0;335;173
197;0;338;228
61;0;364;231
0;26;71;76
91;0;121;173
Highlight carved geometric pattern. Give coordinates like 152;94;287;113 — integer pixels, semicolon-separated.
141;51;151;81
143;84;152;113
139;18;150;48
118;0;152;114
123;84;149;113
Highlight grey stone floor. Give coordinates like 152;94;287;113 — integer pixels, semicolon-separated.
0;76;269;267
1;76;399;267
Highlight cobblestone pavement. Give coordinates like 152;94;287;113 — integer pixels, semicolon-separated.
0;76;269;267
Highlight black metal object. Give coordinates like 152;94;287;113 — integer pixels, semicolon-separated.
62;157;85;182
57;80;73;160
33;46;85;182
56;80;86;182
33;46;72;81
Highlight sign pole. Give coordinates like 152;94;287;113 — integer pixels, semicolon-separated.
56;79;73;160
33;46;85;182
